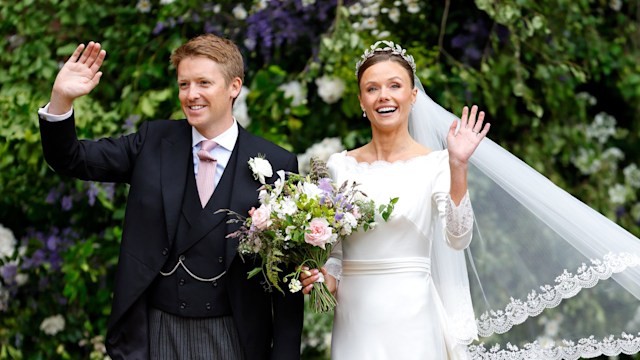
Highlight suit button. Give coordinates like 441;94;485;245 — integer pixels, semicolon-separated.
218;256;223;263
180;301;187;309
179;278;185;286
162;248;169;256
179;255;185;261
206;302;212;310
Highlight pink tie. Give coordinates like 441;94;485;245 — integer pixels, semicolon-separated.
196;140;218;207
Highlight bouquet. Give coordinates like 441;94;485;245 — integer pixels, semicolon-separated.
224;156;397;313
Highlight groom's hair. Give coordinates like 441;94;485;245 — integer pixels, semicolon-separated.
170;33;245;86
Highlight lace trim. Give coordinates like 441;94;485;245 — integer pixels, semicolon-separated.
449;298;481;346
467;332;640;359
477;252;640;337
445;192;474;237
339;150;443;169
324;257;342;282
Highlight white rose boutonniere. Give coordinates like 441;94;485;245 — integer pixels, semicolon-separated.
249;156;273;185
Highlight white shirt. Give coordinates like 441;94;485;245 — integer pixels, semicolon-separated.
191;120;238;188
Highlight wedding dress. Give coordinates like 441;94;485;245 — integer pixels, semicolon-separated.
325;150;478;359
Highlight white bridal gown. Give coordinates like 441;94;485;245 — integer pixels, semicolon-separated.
325;150;477;360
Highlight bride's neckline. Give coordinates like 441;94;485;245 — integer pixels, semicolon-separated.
340;149;441;167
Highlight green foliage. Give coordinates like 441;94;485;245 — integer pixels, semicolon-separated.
1;0;639;358
246;65;299;150
378;197;399;222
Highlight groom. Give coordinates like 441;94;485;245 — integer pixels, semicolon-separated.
38;34;303;359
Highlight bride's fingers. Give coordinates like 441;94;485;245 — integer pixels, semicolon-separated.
448;118;458;137
466;105;478;131
479;122;491;138
300;269;319;286
302;283;314;295
460;106;469;129
472;110;485;134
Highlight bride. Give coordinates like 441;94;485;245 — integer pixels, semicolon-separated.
302;40;640;359
302;40;487;359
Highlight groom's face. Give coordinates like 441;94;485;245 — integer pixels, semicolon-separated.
177;56;241;138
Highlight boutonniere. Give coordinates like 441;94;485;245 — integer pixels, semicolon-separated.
248;155;273;185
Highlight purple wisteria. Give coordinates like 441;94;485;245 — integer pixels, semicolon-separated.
450;18;510;67
245;0;337;64
152;1;339;68
46;181;116;210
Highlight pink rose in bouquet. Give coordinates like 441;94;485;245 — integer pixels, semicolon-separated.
304;218;336;250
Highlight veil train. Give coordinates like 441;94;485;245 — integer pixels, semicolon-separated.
410;79;640;359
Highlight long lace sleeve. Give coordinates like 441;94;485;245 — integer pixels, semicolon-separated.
433;191;474;250
324;240;343;282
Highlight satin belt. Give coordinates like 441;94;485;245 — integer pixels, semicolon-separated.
342;257;431;275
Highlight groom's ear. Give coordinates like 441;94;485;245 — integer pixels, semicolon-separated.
230;77;242;99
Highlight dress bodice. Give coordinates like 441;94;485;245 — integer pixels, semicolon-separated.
327;150;451;260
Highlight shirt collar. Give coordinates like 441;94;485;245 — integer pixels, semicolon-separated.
191;118;239;151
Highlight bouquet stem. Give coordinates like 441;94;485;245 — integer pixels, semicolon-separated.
309;281;337;313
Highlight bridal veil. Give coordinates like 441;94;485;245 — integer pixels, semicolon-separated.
410;78;640;359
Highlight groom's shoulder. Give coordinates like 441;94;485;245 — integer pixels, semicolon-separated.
241;128;294;157
144;118;189;130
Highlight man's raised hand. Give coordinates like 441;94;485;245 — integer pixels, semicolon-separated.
49;42;106;115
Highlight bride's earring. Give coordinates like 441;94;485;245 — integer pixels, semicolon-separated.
362;108;366;118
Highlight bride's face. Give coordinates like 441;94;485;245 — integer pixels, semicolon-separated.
358;60;417;132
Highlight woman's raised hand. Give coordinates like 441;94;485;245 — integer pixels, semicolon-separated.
446;105;490;164
49;42;107;114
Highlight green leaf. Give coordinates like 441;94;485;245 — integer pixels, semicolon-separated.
247;267;262;279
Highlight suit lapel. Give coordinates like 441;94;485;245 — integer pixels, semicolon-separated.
161;123;192;248
224;127;267;269
181;162;202;227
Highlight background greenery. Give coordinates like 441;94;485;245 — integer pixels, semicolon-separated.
0;0;639;359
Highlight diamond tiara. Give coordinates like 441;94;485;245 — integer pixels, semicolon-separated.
354;40;416;77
